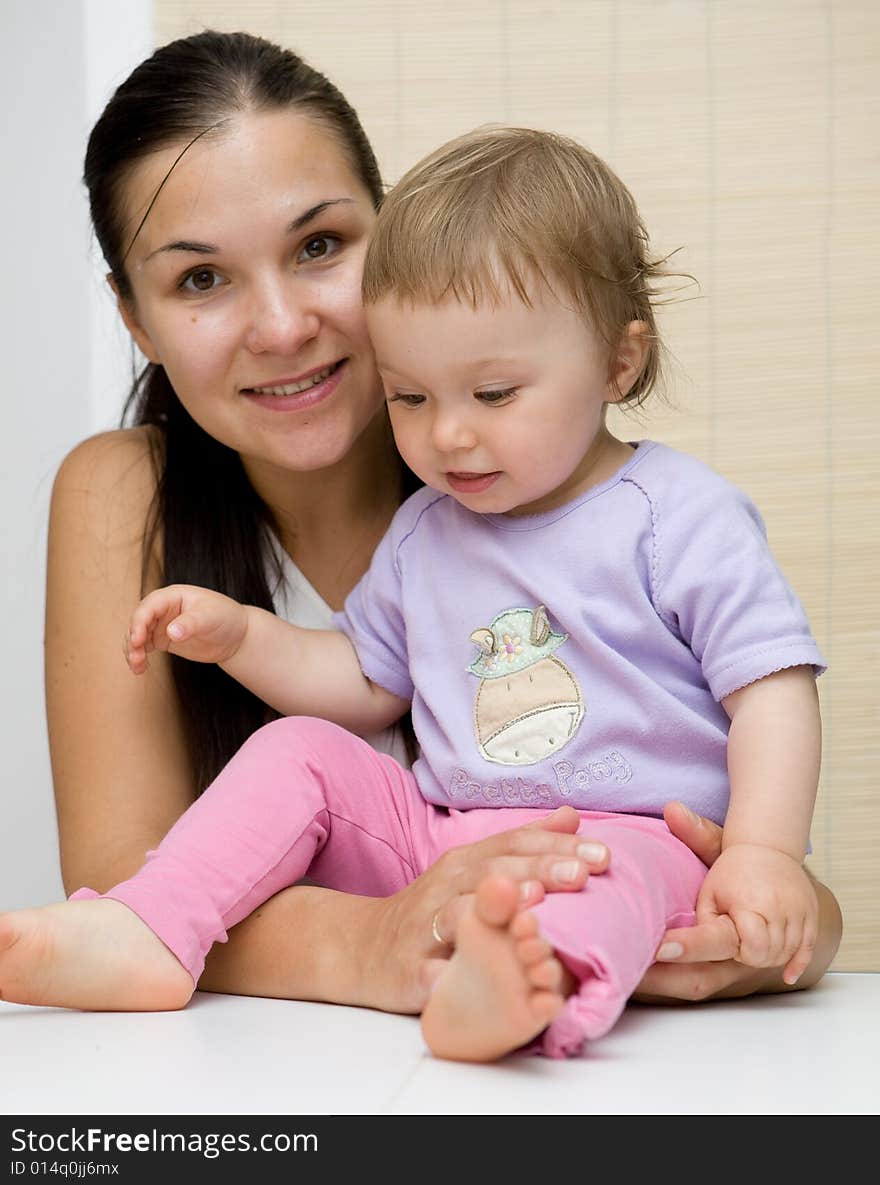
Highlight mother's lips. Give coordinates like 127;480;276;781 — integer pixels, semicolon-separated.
244;360;343;395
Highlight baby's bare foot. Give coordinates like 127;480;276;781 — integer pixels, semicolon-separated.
0;899;193;1012
420;876;567;1062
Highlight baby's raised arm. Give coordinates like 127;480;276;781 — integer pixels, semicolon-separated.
127;584;409;735
698;665;822;983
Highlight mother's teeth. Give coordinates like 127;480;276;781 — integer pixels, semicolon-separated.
253;366;333;396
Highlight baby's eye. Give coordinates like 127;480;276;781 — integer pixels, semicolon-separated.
477;388;516;404
180;268;223;293
389;392;426;408
298;235;341;262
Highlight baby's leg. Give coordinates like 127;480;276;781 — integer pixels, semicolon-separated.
0;719;423;1011
420;811;705;1062
534;813;707;1058
420;876;569;1062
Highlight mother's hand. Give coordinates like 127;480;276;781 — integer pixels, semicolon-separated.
632;802;839;1003
366;806;609;1013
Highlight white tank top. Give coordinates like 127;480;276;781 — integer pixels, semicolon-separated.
266;535;411;769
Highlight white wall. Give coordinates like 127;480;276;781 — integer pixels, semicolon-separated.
0;0;151;907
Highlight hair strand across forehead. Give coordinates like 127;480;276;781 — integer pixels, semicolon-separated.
86;29;383;300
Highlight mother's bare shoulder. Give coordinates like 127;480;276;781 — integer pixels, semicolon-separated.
52;425;160;503
50;426;162;546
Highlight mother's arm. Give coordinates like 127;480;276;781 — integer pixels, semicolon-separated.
46;432;605;1013
46;430;197;892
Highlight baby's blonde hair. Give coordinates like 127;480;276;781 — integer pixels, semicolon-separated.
363;126;685;405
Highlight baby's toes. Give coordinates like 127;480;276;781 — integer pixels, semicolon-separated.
530;988;565;1028
516;934;554;968
528;955;564;992
510;908;540;942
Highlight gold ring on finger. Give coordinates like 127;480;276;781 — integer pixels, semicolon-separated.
431;910;447;946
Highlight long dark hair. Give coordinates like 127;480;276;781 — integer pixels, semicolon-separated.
84;31;414;790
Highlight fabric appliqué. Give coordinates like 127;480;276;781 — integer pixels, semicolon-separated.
467;605;585;766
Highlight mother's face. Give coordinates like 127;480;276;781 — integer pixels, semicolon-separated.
116;109;383;476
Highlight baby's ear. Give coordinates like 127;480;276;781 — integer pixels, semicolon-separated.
607;321;650;402
107;274;161;364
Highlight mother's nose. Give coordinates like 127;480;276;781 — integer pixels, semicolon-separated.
244;280;320;355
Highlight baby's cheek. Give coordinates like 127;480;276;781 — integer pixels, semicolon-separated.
390;427;428;477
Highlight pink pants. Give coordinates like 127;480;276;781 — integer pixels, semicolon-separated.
74;717;706;1058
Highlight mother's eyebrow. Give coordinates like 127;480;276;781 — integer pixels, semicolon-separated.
144;239;218;261
287;197;354;233
144;198;356;262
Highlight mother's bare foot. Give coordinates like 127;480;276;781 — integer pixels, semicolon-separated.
420;877;568;1062
0;899;193;1011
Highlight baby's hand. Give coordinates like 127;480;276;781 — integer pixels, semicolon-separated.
696;844;818;985
125;584;249;674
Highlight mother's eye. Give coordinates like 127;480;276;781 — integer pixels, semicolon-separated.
299;234;340;262
180;268;222;293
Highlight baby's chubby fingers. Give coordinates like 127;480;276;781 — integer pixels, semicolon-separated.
730;909;780;967
130;592;181;640
164;612;202;644
125;588;188;672
782;917;817;985
123;629;148;675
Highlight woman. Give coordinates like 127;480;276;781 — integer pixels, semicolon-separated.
43;29;840;1017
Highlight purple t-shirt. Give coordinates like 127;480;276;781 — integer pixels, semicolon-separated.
334;442;825;825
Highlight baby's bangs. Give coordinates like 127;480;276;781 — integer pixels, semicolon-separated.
364;205;564;311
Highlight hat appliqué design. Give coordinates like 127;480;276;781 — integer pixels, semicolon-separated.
468;605;585;766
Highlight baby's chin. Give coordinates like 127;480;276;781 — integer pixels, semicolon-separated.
428;471;528;514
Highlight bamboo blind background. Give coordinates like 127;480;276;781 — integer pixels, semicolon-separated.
155;0;879;970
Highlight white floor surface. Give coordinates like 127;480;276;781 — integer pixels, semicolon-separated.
1;973;877;1116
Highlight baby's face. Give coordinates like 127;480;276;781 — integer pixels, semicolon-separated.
366;286;626;517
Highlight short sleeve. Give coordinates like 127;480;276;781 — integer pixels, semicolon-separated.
333;519;414;702
649;475;826;702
